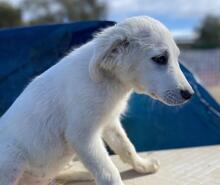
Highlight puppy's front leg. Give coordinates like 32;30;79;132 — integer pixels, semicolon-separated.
103;121;159;174
66;129;123;185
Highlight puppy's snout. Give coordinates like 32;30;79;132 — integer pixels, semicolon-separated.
180;89;194;100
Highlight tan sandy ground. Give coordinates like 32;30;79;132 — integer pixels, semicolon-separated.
58;145;220;185
209;85;220;103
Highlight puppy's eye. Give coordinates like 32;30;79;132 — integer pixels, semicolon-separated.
151;55;168;65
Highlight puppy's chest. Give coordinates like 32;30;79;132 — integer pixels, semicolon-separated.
102;96;128;122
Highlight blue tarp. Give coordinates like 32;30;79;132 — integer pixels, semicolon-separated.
0;21;220;151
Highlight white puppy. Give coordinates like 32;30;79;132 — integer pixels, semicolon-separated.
0;16;194;185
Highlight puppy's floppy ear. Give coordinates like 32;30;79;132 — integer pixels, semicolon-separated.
89;38;129;82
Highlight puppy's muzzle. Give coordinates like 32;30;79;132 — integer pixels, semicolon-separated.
180;89;194;100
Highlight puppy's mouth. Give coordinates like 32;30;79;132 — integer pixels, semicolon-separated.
149;92;159;99
161;90;190;106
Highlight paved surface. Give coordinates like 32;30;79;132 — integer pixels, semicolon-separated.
60;145;220;185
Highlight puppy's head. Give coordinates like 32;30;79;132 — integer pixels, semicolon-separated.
89;16;194;106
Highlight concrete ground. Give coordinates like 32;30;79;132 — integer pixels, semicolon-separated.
60;145;220;185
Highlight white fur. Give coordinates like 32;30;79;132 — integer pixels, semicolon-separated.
0;16;193;185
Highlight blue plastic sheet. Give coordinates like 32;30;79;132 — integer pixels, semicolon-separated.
0;21;220;151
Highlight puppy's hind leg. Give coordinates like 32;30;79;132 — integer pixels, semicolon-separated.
103;121;159;174
55;168;93;184
0;143;26;185
55;154;93;184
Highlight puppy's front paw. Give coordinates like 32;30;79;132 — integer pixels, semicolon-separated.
132;157;160;174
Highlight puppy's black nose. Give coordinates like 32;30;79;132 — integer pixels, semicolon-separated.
180;89;193;100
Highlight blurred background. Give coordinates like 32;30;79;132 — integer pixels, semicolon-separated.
0;0;219;103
